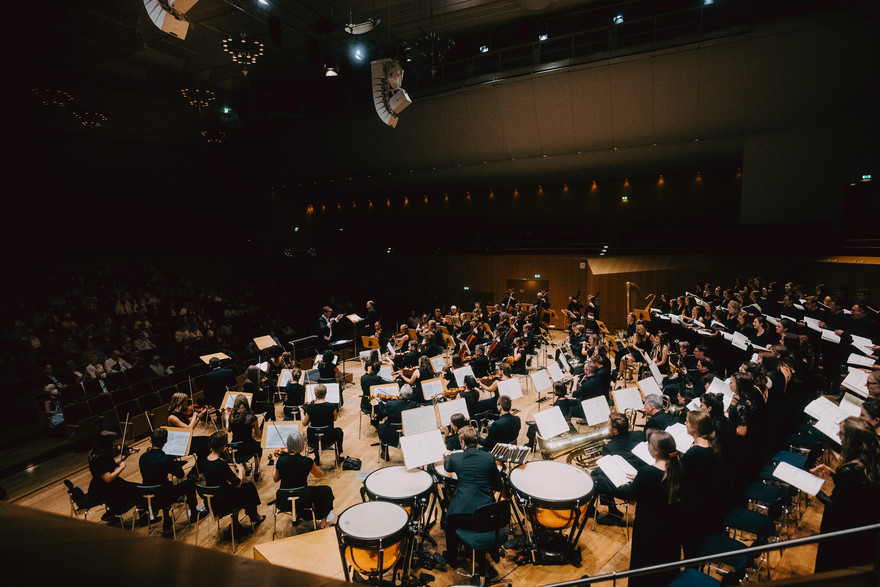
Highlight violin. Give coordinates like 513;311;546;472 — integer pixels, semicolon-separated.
443;386;464;399
479;375;500;386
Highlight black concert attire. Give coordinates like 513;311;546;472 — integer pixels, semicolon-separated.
230;413;262;463
814;463;880;572
644;410;677;432
317;314;333;350
139;447;199;529
284;382;306;410
202;457;261;520
679;445;717;557
480;413;521;452
363;306;379;333
420;341;445;358
445;432;463;451
591;429;647;499
375;397;418;448
510;349;527;375
204;366;237;409
567;299;583;317
779;303;804;322
616;466;682;587
304;402;344;455
749;329;776;349
443;446;504;569
469;354;491;379
88;453;140;515
317;361;337;381
275;452;335;520
359;371;391;415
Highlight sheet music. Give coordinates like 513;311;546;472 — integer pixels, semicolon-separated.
533;406;569;439
453;365;475;387
558;351;571;373
402;405;438;436
597;455;638;488
387;342;396;354
764;316;779;326
497;378;524;400
547;362;565;383
732;331;750;351
647;358;663;387
637;377;662;398
781;314;799;323
581;396;611;427
671;315;681;325
711;320;726;330
804;317;822;332
821;329;841;344
277;369;294;387
371;383;400;398
840;392;864;417
163;429;192;457
400;429;447;470
347;313;363;323
421;378;446;400
429;355;447;372
793;303;805;311
437;398;469;427
851;333;874;350
379;365;394;381
255;361;269;373
804;396;849;424
666;423;695;453
708;377;734;410
687;397;701;411
720;331;734;342
613;387;644;412
359;350;373;360
530;369;553;393
847;352;875;367
253;335;278;350
264;423;299;449
631;441;655;465
773;461;825;496
306;383;340;404
841;369;869;398
224;393;247;409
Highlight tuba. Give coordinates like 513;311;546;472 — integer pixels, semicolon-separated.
537;422;611;469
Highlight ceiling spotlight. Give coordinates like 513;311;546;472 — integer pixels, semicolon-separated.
324;65;338;77
354;47;365;61
258;0;268;5
538;33;548;41
222;106;230;114
345;17;379;35
703;0;714;4
613;13;624;25
479;44;489;53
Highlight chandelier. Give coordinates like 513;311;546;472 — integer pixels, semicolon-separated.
180;88;215;110
201;128;226;144
222;33;264;75
32;88;75;108
73;111;108;127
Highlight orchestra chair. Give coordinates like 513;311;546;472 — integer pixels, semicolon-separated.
744;482;796;538
195;484;240;553
592;496;634;540
135;483;188;540
272;487;317;539
378;422;403;462
227;441;260;476
721;508;776;581
63;479;106;522
283;405;302;421
696;534;751;584
357;396;375;439
308;425;341;475
454;500;511;586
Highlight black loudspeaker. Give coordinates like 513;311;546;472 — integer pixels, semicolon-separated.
269;15;282;46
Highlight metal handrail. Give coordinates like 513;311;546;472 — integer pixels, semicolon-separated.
542;522;880;586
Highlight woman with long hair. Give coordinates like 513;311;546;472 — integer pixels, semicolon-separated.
810;417;880;572
229;394;262;481
616;430;683;587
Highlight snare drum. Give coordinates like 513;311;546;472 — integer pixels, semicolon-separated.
509;460;594;529
337;501;410;576
364;466;434;510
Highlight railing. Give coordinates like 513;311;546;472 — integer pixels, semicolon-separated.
541;522;880;586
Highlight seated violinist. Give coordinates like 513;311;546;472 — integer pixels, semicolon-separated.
166;392;211;467
375;384;418;460
274;430;336;528
393;324;411;350
203;431;264;531
510;337;527;375
469;344;491;378
140;428;203;536
88;431;145;525
299;384;345;466
444;413;468;451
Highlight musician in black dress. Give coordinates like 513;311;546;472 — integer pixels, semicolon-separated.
615;430;682;587
810;417;880;572
273;430;336;528
202;431;264;530
229;394;262;480
283;367;306;417
510;337;527;375
593;412;646;525
300;384;345;465
139;428;202;535
679;411;721;557
375;384;418;460
443;426;504;571
469;345;491;378
88;431;143;524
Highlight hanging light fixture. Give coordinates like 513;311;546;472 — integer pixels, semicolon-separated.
180;87;215;110
72;111;108;127
200;128;226;143
32;88;75;108
222;33;265;75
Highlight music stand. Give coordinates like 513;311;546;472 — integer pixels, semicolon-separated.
329;339;354;389
289;335;318;363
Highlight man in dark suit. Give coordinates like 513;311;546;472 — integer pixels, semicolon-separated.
139;428;203;536
443;426;503;571
480;395;521;451
363;300;379;334
359;362;391;420
573;361;604;402
468;345;491;378
204;357;236;409
643;394;676;431
375;385;418;460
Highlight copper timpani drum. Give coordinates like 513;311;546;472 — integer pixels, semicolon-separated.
364;466;434;511
336;501;410;581
508;460;594;564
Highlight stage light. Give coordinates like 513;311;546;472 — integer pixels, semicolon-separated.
354;47;364;60
613;14;624;24
325;65;339;76
704;0;714;5
479;45;489;53
222;106;230;114
258;0;268;5
538;33;548;41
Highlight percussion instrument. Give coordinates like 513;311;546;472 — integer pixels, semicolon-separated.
508;460;594;565
336;501;410;581
364;466;434;511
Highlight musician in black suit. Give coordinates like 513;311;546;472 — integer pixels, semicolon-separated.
480;395;521;451
375;384;418;460
363;300;379;334
139;428;202;535
643;394;676;431
469;345;491;378
443;426;503;570
573;361;604;402
204;357;237;409
317;306;342;350
359;362;391;417
418;332;445;358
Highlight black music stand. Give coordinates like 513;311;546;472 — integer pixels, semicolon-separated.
289;335;318;363
330;339;354;389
